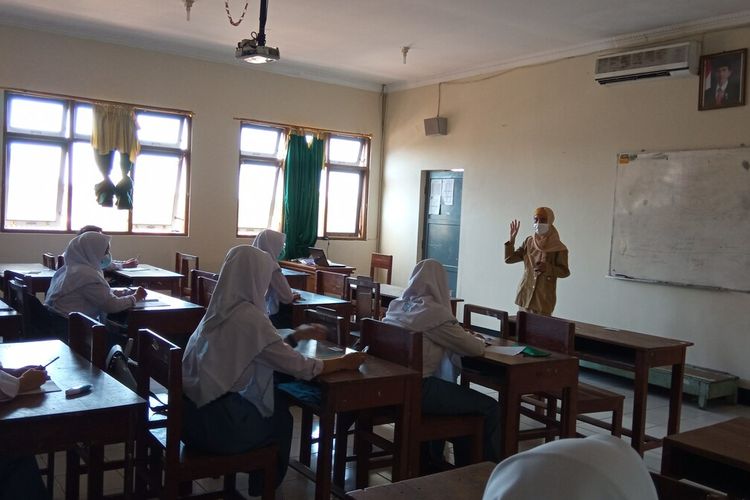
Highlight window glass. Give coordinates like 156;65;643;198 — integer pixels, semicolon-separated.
70;143;128;231
132;154;182;227
7;96;66;136
240;126;282;156
328;136;364;164
74;104;93;138
6;142;65;223
325;170;361;233
137;113;183;147
238;162;282;233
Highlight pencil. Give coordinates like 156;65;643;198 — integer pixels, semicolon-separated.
43;356;60;368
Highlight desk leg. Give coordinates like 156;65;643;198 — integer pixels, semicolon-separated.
559;385;577;438
315;409;335;500
393;380;413;482
631;352;649;455
667;358;686;436
499;386;521;459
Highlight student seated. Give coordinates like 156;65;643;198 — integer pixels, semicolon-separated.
251;229;299;327
482;435;658;500
0;364;48;500
77;225;138;269
45;232;146;326
181;245;365;495
383;259;501;465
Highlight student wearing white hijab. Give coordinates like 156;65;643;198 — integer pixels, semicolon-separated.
251;229;299;326
384;259;502;465
482;435;659;500
0;363;48;499
181;245;365;494
45;232;146;321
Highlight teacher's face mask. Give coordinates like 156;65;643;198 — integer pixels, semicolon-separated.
533;223;550;235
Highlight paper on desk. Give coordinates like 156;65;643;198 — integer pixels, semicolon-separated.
18;379;61;395
486;345;525;356
133;300;170;308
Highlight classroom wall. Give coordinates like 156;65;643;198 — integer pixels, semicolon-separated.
381;26;750;386
0;26;382;274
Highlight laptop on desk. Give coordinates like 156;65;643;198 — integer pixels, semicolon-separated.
307;248;346;268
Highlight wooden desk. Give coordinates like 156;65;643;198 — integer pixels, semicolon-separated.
0;298;22;342
107;289;205;349
289;340;419;500
0;263;56;295
571;320;692;454
346;461;496;500
284;289;353;327
377;283;464;316
0;340;146;499
111;265;183;297
282;268;309;290
461;338;579;459
280;260;356;291
661;417;750;497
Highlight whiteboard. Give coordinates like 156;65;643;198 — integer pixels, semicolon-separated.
609;147;750;292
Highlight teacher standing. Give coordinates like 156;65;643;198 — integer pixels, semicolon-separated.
505;206;570;316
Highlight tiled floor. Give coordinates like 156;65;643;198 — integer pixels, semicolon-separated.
43;369;749;499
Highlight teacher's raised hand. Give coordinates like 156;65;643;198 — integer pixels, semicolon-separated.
509;219;520;245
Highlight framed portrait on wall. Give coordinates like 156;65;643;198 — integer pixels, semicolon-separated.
698;48;746;110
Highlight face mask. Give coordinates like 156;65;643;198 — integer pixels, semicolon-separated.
533;223;549;235
100;253;113;269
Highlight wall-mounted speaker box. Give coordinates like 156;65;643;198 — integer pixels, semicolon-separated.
424;116;448;136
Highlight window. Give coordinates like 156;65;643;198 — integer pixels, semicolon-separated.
237;122;369;239
2;92;191;234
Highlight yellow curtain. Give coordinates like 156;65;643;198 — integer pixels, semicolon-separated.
91;104;140;163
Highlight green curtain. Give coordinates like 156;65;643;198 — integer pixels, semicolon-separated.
281;134;325;259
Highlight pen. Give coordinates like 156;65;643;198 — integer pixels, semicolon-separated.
43;356;59;368
361;346;370;353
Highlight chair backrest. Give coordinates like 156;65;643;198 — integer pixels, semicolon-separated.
42;252;58;270
360;318;422;372
462;304;510;339
68;312;108;369
348;276;381;329
6;275;31;338
196;276;218;307
136;329;183;466
370;253;393;285
189;269;219;304
304;307;348;346
57;254;65;269
175;252;200;296
516;311;575;354
315;270;347;299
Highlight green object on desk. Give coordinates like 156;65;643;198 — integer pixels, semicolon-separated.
522;346;551;357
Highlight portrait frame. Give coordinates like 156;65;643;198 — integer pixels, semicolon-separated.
698;48;747;111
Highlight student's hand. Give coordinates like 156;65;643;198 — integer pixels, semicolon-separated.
533;261;547;274
294;323;327;342
18;369;48;392
292;292;302;302
134;287;147;301
509;219;520;244
339;352;367;370
3;366;42;377
122;258;139;269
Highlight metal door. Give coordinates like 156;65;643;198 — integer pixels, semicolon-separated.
422;171;463;296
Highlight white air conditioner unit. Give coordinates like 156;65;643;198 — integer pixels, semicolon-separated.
594;41;700;85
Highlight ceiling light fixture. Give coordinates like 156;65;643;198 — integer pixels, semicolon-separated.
235;0;280;64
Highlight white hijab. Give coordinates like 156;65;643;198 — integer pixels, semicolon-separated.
46;231;111;306
482;435;658;500
384;259;455;332
252;229;286;313
182;245;281;415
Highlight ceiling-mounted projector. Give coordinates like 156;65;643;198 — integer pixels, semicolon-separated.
236;38;280;64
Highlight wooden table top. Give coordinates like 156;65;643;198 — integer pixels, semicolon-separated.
0;299;20;317
113;265;182;279
282;268;308;277
0;340;144;422
572;320;693;351
0;262;49;275
664;417;750;470
293;289;351;306
127;288;204;311
469;337;577;367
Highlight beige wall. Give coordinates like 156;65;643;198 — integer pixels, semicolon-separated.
382;26;750;386
0;26;381;274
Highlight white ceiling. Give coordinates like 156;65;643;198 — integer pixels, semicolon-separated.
1;0;750;91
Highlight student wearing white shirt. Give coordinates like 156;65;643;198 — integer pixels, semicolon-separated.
251;229;299;327
45;231;146;321
0;364;48;500
383;259;501;465
181;245;365;495
482;434;658;500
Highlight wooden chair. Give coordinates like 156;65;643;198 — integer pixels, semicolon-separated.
42;252;58;270
134;328;277;499
315;270;348;299
196;276;218;307
516;311;624;440
355;319;485;482
462;304;509;340
65;312;111;499
346;276;381;345
5;274;55;340
189;269;219;304
57;254;65;269
175;252;200;299
370;253;393;284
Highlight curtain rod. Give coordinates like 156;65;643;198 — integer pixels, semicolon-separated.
233;116;372;138
1;87;194;117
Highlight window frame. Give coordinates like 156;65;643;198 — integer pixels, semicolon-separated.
235;121;370;240
1;90;192;235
